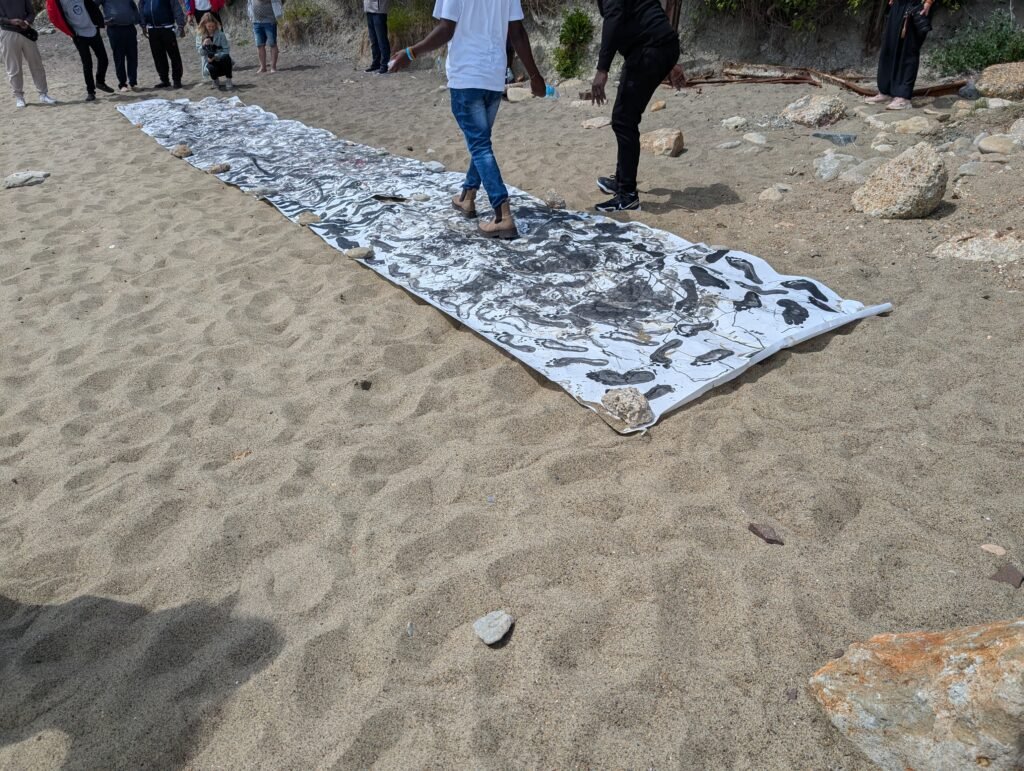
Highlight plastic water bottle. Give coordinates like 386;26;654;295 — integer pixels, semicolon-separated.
545;84;558;100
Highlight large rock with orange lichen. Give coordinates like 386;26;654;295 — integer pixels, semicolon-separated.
809;618;1024;771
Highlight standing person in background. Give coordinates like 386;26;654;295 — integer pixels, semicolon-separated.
388;0;547;240
866;0;932;110
363;0;390;74
48;0;114;101
0;0;57;107
590;0;686;212
249;0;282;73
97;0;141;91
187;0;223;27
140;0;184;88
196;12;233;89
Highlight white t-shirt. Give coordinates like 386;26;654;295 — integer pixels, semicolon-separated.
432;0;523;93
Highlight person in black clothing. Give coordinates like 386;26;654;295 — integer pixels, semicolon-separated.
139;0;183;88
590;0;686;212
866;0;933;110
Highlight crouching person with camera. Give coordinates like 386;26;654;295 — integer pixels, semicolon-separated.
196;12;232;90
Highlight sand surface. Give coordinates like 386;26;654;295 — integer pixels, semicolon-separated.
1;28;1023;769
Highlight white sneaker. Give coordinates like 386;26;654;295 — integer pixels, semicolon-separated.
39;94;57;105
15;96;26;108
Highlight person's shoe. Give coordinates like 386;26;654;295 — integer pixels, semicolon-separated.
596;175;618;195
451;188;478;218
15;96;26;108
129;83;138;91
377;67;388;75
595;191;641;212
211;77;221;89
478;201;517;239
118;84;130;93
85;92;96;102
886;97;911;110
172;80;182;89
39;94;57;105
96;82;114;93
864;92;889;104
224;79;234;90
364;64;379;73
155;81;171;89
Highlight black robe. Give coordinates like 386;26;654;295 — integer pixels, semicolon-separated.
876;0;928;99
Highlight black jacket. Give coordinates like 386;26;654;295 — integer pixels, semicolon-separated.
597;0;676;71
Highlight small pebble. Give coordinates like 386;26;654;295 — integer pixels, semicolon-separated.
343;247;374;260
981;544;1006;557
785;687;799;701
748;522;784;545
473;610;514;645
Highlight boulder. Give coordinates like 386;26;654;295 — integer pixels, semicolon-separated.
852;142;947;219
639;128;684;157
892;115;941;136
1009;117;1024;140
582;116;611;130
810;618;1024;771
977;62;1024;100
171;144;192;158
978;135;1021;155
934;231;1024;264
781;94;846;127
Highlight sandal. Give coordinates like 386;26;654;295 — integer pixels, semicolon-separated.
865;93;889;104
886;98;911;110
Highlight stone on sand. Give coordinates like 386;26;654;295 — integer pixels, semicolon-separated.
1009;117;1024;140
743;132;768;146
474;610;514;645
582;116;611;130
715;140;742;150
781;94;846;127
639;128;684;157
601;387;654;429
852;142;947;219
3;170;49;189
838;157;885;185
933;231;1024;264
891;115;941;136
649;100;666;112
171;144;193;158
758;183;791;202
976;62;1024;99
809;618;1024;771
343;247;374;260
978;135;1021;155
813;150;857;181
721;116;748;130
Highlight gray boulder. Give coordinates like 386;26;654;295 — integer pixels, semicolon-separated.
852;142;947;219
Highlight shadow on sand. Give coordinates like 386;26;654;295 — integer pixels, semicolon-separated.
0;593;282;769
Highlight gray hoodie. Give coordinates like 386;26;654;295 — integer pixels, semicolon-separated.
98;0;141;25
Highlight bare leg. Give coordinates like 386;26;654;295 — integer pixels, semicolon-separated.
256;44;266;73
270;45;278;72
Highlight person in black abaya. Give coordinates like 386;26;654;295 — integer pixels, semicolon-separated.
867;0;933;110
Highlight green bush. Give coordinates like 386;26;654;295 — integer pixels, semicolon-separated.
387;0;434;47
929;13;1024;75
553;7;594;79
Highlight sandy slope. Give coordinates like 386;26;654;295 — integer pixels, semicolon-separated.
1;31;1023;769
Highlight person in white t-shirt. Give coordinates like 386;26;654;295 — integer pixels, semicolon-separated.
389;0;545;240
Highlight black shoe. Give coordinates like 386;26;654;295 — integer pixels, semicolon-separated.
96;82;114;93
377;68;389;75
595;192;641;212
364;64;379;73
597;175;618;195
85;92;96;101
172;81;182;89
155;81;171;89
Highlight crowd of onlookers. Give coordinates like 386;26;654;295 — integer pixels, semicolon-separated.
0;0;285;106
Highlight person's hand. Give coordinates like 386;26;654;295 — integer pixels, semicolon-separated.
176;25;184;37
529;72;545;98
14;18;29;28
921;0;932;14
591;70;608;106
668;64;687;90
387;49;410;73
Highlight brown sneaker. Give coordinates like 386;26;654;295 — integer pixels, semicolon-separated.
478;201;517;240
451;188;478;218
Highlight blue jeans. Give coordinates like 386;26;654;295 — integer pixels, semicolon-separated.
253;22;277;47
365;12;389;70
450;88;508;210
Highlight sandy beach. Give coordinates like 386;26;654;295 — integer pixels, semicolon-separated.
1;27;1023;769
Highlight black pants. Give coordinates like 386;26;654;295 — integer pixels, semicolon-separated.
876;0;926;99
107;25;137;87
146;26;183;85
365;12;389;71
611;38;679;195
73;33;109;94
207;55;232;79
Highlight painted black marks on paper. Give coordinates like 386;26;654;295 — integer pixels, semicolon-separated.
690;266;729;290
733;291;762;312
777;299;810;326
692;349;734;366
782;279;828;303
586;369;657;386
650;339;682;367
725;255;763;284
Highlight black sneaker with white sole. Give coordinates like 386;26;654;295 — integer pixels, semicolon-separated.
595;192;641;212
596;175;618;195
